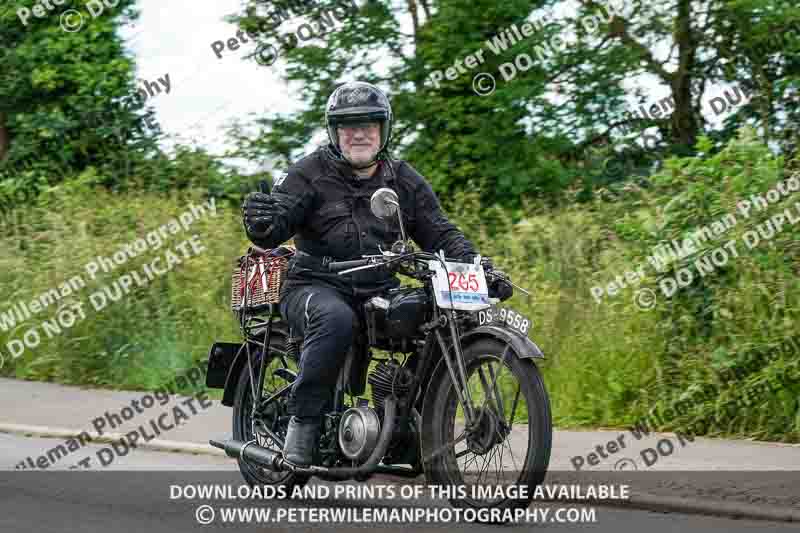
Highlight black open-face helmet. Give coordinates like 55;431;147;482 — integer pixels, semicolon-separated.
325;81;393;168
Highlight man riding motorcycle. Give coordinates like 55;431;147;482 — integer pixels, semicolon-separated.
241;81;512;467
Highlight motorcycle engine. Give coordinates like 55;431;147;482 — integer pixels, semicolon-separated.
338;361;414;463
368;359;412;411
338;407;381;462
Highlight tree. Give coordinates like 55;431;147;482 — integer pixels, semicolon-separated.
547;0;799;154
0;0;158;195
228;0;565;211
227;0;800;209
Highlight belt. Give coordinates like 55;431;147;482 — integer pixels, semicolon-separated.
294;250;335;269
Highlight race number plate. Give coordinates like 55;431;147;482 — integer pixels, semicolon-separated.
477;306;532;337
428;259;491;311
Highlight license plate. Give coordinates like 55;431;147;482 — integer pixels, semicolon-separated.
476;306;532;337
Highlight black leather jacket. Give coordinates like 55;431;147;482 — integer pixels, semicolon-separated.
246;146;477;299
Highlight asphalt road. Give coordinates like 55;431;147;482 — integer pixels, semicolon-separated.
1;433;797;533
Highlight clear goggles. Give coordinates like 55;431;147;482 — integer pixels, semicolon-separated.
336;121;381;132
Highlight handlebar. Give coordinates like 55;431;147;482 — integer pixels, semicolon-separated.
330;252;486;275
328;258;373;272
328;251;530;296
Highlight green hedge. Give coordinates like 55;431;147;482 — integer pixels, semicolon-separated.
2;131;798;441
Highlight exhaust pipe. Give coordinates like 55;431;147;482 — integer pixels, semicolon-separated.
210;438;285;472
210;396;399;480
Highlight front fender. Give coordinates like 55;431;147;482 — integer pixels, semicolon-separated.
417;325;544;421
461;325;544;359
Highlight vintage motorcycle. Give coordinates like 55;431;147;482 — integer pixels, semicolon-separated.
206;188;552;510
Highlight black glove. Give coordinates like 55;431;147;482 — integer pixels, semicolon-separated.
464;255;513;301
489;273;514;302
479;256;513;301
242;192;278;240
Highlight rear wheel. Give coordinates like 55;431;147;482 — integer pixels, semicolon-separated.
231;335;309;490
421;338;552;511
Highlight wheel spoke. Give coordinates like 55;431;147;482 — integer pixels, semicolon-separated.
486;363;506;422
425;431;467;461
497;432;506;482
503;436;520;472
476;367;493;408
476;450;493;484
508;385;521;427
460;450;480;472
492;445;502;485
255;419;285;449
480;445;500;485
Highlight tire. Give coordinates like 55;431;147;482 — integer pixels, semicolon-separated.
421;338;552;511
231;334;309;491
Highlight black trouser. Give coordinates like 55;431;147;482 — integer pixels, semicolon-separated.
279;284;360;418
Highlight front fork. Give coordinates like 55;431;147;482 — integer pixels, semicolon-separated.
429;309;512;432
432;309;478;427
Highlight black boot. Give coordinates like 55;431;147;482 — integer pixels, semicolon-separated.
282;416;320;467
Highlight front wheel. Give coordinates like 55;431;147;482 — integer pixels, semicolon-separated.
421;338;552;511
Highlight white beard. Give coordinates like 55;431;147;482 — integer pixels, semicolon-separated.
343;146;379;167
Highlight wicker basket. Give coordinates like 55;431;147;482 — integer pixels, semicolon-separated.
231;246;295;312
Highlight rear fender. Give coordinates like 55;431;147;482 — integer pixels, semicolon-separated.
206;342;242;390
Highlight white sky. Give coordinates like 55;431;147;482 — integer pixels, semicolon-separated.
118;0;301;174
